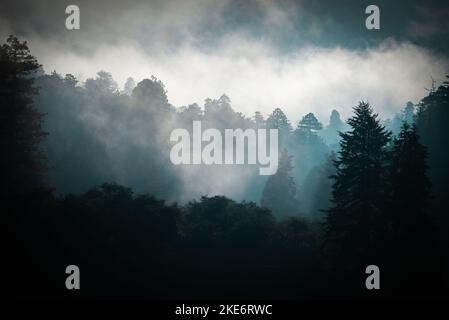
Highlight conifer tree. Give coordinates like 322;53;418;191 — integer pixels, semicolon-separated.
390;123;431;230
292;112;328;186
261;149;299;218
297;112;322;133
324;102;391;267
0;36;46;197
388;123;441;295
266;108;292;146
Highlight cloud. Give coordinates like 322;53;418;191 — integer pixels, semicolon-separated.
29;33;448;124
2;0;448;124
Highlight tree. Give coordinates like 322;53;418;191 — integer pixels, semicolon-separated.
321;109;345;147
123;77;136;96
385;102;416;136
294;112;323;144
388;123;441;295
253;111;265;129
403;101;415;125
0;35;47;196
64;74;78;87
390;123;431;228
291;112;328;186
416;76;449;287
266;108;292;146
132;76;169;107
324;102;391;272
329;110;344;130
297;112;322;132
301;151;336;219
85;70;118;95
261;149;299;218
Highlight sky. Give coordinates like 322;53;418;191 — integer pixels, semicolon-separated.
1;0;449;123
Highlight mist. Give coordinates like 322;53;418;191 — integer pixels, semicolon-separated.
2;0;449;123
2;0;449;207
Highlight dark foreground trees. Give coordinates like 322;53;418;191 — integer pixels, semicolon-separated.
13;184;322;299
323;102;443;297
387;123;442;295
0;36;46;197
324;102;391;272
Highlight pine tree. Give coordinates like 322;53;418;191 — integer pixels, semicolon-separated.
329;109;344;131
324;102;391;268
261;149;299;218
291;112;328;186
266;108;292;146
322;109;345;147
390;123;431;230
295;112;323;143
297;112;322;132
416;76;449;289
0;36;46;197
388;123;441;294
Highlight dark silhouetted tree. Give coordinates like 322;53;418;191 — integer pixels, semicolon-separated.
416;76;449;287
324;102;391;275
0;35;46;196
388;123;442;295
390;123;431;230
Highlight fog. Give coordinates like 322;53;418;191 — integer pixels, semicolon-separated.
2;0;449;123
26;38;445;123
2;0;449;209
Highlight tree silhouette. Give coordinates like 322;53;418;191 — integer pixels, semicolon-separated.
297;112;322;135
85;71;119;96
0;35;47;197
388;124;441;295
291;112;328;186
261;149;299;218
266;108;292;146
390;123;431;229
416;76;449;288
321;109;345;147
324;102;391;276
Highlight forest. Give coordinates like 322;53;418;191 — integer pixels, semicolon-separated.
3;35;448;299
